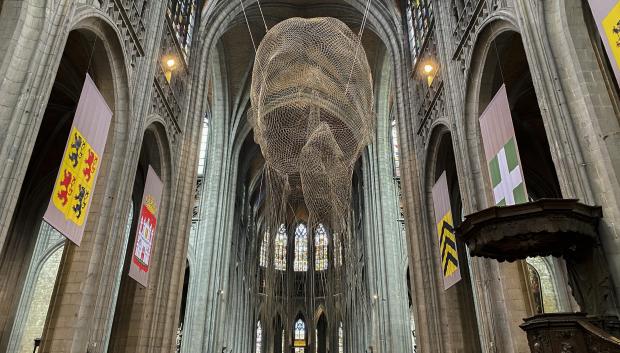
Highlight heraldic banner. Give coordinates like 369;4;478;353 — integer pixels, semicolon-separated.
479;84;528;207
432;171;461;290
43;74;112;246
589;0;620;86
129;166;163;287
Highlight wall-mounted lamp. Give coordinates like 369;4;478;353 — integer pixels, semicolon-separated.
166;58;176;69
422;63;435;87
163;55;178;83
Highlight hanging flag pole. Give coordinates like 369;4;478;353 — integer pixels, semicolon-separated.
43;74;112;246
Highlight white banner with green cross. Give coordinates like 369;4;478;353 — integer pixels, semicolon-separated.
479;84;528;206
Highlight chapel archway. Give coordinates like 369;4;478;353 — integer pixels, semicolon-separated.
107;123;169;353
425;126;481;353
0;26;119;353
475;28;571;315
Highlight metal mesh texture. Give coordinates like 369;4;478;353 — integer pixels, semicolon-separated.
249;17;374;231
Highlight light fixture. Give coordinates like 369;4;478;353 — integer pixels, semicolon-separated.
423;62;436;87
163;55;178;83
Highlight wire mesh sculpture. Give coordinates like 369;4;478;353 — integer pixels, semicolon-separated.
249;17;374;234
249;18;374;346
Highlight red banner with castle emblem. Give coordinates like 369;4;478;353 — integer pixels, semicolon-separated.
43;74;112;246
129;166;163;287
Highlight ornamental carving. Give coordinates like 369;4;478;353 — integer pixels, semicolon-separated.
150;81;181;145
97;0;147;67
451;0;508;75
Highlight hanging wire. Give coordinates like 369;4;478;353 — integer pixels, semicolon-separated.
255;0;269;33
345;0;373;95
239;0;259;53
492;38;506;84
86;37;98;81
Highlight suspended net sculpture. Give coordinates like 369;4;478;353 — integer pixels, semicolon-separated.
249;17;374;235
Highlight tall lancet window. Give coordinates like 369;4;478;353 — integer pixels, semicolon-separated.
391;119;401;178
274;224;287;271
294;223;308;272
167;0;200;61
338;322;344;353
259;231;269;268
256;321;263;353
294;319;306;352
314;224;328;271
334;233;343;267
406;0;434;65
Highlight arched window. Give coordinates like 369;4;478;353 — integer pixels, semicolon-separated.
167;0;201;61
314;224;328;271
274;224;287;271
405;0;434;64
259;231;269;268
197;115;209;175
391;119;401;177
333;233;343;267
338;322;344;353
526;257;561;313
294;319;306;352
294;224;308;272
256;321;263;353
527;263;544;314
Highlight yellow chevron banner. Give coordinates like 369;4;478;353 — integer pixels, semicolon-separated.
432;171;461;290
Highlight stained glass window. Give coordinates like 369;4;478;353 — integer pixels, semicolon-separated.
406;0;434;65
274;224;287;271
314;224;328;271
315;329;318;353
259;231;269;268
294;224;308;272
294;319;306;353
391;119;401;178
295;319;305;339
334;233;343;267
256;321;263;353
167;0;200;62
197;115;209;175
338;322;344;353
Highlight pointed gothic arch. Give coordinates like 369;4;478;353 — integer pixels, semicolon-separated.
107;121;173;352
422;123;481;353
0;13;133;352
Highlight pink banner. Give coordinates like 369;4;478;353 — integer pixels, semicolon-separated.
129;166;163;287
479;84;528;206
588;0;620;86
43;74;112;246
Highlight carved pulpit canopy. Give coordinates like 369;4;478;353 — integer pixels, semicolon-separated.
456;199;602;262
